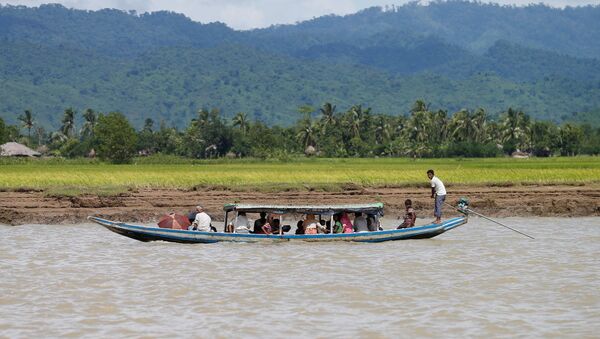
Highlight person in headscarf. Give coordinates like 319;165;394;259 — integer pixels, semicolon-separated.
340;212;354;233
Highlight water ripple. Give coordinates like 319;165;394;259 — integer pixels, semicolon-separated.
1;218;599;337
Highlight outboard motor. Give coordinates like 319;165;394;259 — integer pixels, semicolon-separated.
457;198;469;214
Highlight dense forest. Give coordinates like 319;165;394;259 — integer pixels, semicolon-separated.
2;102;599;163
0;2;599;129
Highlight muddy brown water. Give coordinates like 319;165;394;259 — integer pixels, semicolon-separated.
1;217;599;337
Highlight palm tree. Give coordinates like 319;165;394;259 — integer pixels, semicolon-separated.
383;140;399;157
18;110;35;142
319;102;336;134
472;108;488;143
401;137;431;158
61;107;76;138
486;121;502;145
501;108;519;143
520;112;532;151
501;108;530;151
232;112;249;134
411;99;429;114
406;110;432;145
348;105;366;139
143;118;154;133
192;109;210;129
403;109;433;157
81;108;97;139
360;106;373;138
394;116;407;138
374;116;392;145
451;109;475;142
431;109;449;145
50;131;68;144
35;127;46;146
296;118;318;149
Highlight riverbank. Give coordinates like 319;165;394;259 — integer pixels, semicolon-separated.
2;157;599;194
1;184;598;225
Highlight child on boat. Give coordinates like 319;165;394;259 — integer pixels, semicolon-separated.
333;214;344;233
397;199;416;229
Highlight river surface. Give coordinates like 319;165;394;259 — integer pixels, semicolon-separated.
1;217;599;338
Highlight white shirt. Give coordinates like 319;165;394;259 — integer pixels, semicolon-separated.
431;176;447;196
193;212;212;231
233;214;249;227
233;214;249;231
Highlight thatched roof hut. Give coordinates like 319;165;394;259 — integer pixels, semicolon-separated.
304;145;316;156
511;150;530;159
0;142;41;157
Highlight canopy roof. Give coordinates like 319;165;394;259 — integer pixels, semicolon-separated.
223;203;384;216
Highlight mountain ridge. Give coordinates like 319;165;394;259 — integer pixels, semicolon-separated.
1;2;599;128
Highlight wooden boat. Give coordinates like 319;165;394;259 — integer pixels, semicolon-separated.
88;203;468;243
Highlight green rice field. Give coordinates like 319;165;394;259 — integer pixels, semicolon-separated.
1;156;599;195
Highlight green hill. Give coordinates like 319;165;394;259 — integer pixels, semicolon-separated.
253;2;600;59
0;2;599;128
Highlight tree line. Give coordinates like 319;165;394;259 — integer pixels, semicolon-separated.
1;100;599;163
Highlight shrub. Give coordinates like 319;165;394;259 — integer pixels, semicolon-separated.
94;112;137;164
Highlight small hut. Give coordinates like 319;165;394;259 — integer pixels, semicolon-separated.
304;145;316;156
511;150;530;159
0;142;41;157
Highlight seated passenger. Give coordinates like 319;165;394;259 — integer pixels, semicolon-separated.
268;219;281;234
332;214;344;234
353;212;369;232
225;222;234;233
253;212;267;234
190;205;212;232
262;221;272;234
305;222;318;234
317;219;329;234
303;214;317;230
295;220;305;235
397;199;416;229
233;212;250;233
340;212;354;233
302;214;318;234
367;214;380;232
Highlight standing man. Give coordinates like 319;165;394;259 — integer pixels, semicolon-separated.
427;169;446;224
191;205;212;232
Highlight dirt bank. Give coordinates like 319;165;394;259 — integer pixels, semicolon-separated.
1;184;599;226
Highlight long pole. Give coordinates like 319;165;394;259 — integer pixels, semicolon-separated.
443;201;535;240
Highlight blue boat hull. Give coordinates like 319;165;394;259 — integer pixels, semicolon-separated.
88;216;468;243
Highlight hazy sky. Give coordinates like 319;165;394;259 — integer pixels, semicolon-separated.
2;0;599;29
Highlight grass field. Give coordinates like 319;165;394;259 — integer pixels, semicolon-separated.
1;156;599;195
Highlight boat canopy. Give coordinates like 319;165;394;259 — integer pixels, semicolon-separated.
223;203;384;216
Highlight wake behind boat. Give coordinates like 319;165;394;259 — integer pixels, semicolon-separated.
88;203;468;243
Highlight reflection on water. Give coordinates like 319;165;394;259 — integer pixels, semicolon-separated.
1;218;599;337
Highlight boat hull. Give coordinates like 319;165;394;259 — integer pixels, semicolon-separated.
89;216;468;243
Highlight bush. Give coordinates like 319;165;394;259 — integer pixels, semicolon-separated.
446;142;501;158
94;112;137;164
